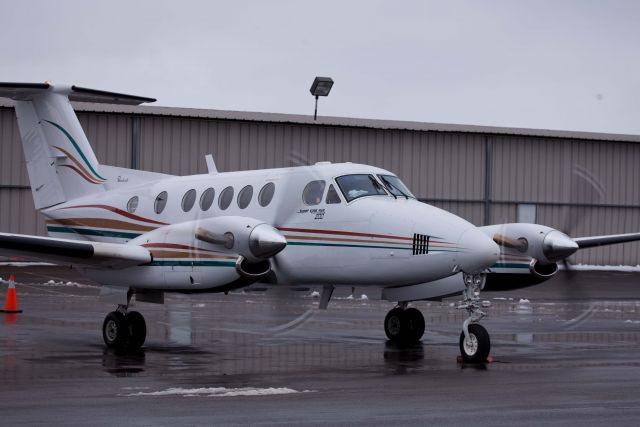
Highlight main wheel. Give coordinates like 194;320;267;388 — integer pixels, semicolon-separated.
384;308;405;342
384;307;424;346
459;323;490;363
126;311;147;349
404;307;425;342
103;311;129;348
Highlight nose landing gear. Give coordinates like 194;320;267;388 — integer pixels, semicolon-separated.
457;273;490;363
102;304;147;350
384;303;425;346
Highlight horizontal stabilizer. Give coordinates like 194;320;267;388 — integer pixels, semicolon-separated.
0;82;155;105
0;232;151;268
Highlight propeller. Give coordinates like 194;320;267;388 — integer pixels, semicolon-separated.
558;164;605;283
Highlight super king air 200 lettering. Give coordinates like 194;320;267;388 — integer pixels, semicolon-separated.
1;82;639;363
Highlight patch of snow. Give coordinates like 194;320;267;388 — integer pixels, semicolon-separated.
0;262;55;267
125;386;308;397
562;264;640;272
482;300;491;308
310;291;320;298
359;294;368;300
42;280;91;288
493;297;507;300
193;303;206;308
448;302;455;307
346;294;354;300
624;320;640;324
518;298;530;304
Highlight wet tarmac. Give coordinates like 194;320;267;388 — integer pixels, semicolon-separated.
1;266;640;426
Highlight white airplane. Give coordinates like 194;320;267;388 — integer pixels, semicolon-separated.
0;82;638;364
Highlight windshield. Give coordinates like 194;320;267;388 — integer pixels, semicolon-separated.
378;175;415;199
335;174;388;202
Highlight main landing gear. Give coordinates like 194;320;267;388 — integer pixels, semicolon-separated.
102;303;147;350
384;273;491;362
384;303;425;346
457;273;490;363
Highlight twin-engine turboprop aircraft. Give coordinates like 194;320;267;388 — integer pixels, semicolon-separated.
1;82;639;363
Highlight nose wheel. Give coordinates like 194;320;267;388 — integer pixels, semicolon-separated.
384;305;425;345
102;305;147;350
457;273;491;363
459;323;490;363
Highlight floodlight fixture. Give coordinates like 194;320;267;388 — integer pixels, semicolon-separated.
310;76;334;120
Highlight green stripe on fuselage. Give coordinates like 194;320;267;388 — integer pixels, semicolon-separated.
47;226;140;239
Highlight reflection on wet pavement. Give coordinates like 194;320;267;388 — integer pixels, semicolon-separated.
2;266;640;425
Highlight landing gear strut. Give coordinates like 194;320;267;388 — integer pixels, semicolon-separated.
384;303;425;346
457;273;490;363
102;293;147;350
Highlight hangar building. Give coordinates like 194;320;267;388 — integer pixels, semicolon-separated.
1;100;639;266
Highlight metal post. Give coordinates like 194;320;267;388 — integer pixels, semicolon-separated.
131;116;140;169
314;95;318;120
483;136;492;225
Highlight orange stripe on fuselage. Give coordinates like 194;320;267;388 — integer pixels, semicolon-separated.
46;218;157;232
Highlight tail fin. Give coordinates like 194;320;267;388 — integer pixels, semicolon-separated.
0;83;155;209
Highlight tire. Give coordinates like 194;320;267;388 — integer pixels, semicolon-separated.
126;311;147;349
459;323;491;363
384;307;424;346
404;308;425;342
103;311;129;348
384;308;405;342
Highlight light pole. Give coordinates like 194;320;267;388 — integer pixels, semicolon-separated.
310;77;334;120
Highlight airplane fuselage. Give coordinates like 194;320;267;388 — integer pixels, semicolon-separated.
42;162;497;292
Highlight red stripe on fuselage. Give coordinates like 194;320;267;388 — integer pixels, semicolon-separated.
57;204;169;226
277;227;414;241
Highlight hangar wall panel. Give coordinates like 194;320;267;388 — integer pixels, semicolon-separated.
2;105;640;266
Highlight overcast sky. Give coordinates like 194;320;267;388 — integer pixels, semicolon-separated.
1;0;639;134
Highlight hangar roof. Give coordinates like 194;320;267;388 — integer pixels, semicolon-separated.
1;99;639;143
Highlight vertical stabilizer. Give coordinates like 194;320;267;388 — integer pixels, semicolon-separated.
0;83;155;210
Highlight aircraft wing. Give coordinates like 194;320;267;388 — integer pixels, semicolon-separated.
573;232;640;249
0;232;151;268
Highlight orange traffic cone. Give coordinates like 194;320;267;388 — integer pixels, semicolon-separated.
1;274;22;313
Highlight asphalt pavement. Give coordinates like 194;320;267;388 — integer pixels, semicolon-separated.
1;266;640;426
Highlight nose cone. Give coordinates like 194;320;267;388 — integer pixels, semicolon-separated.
542;230;578;262
249;224;287;259
457;228;500;274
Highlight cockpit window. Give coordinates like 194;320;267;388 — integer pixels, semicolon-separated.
335;174;387;202
378;175;415;199
302;180;326;205
326;184;341;204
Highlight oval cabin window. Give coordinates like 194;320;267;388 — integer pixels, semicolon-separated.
182;189;196;212
219;186;234;210
154;191;168;214
302;180;326;206
258;182;275;207
126;196;139;213
200;187;215;211
237;185;253;209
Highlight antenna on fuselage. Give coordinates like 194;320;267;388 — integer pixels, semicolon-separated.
205;154;218;175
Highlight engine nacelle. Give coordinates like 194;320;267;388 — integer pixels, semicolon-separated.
102;216;286;291
480;223;578;265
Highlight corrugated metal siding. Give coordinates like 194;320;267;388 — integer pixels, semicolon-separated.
77;113;132;168
2;106;640;265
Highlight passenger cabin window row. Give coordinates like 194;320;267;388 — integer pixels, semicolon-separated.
129;182;277;215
